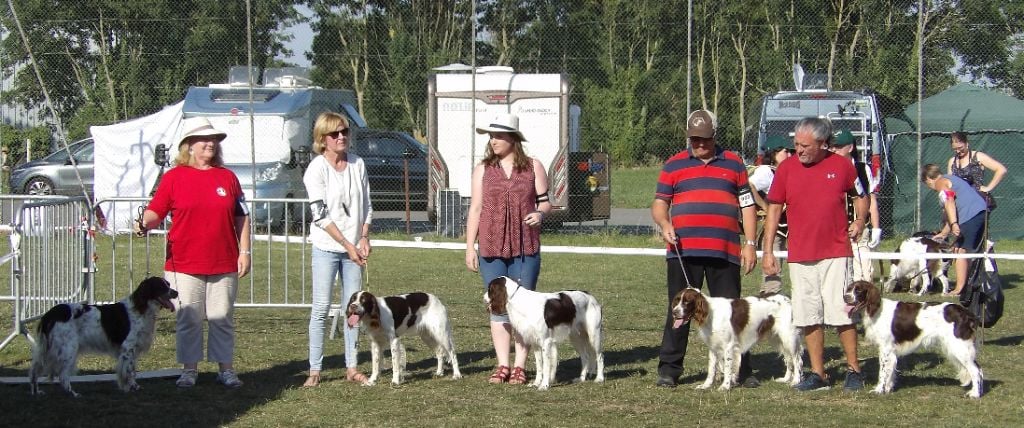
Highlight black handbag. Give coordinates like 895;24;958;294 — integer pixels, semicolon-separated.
960;257;1004;328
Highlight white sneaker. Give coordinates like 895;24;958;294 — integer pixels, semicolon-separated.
216;370;243;388
176;369;198;388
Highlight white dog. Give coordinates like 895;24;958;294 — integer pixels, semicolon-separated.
30;277;177;396
345;291;461;386
485;276;604;391
670;288;803;390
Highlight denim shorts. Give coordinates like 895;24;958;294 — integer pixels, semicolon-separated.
479;253;541;323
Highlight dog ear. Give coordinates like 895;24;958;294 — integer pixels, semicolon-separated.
864;282;881;317
691;291;709;326
131;277;163;313
486;279;508;315
366;294;381;329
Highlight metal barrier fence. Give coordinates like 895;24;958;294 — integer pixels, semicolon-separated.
0;196;91;350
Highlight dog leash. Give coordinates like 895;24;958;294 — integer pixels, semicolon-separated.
671;241;695;289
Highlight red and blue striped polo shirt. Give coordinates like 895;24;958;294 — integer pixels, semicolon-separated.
655;147;749;265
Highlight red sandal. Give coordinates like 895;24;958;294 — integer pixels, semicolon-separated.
508;366;527;385
488;365;510;384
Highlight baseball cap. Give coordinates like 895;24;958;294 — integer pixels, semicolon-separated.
686;110;716;139
832;130;855;147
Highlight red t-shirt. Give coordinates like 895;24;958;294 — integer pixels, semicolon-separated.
147;166;245;275
767;152;857;263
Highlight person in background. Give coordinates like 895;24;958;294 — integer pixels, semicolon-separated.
828;130;882;282
651;109;760;388
135;117;251;389
465;113;551;386
922;164;988;296
946;131;1007;207
749;135;792;296
302;111;373;387
761;117;868;392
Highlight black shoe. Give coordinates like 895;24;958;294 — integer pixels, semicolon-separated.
656;375;678;388
739;376;761;388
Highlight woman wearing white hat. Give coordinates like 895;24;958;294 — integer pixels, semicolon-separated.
135;116;251;389
465;113;551;385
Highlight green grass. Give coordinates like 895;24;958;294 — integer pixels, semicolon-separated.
1;237;1023;426
612;166;660;209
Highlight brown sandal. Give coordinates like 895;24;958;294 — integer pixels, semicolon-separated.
488;365;510;384
301;374;321;388
508;366;527;385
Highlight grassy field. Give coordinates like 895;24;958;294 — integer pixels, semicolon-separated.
1;234;1023;427
612;166;660;209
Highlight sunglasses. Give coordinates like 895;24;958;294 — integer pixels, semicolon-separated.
326;128;350;139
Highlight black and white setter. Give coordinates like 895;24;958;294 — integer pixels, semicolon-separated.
29;277;177;397
345;291;461;386
884;234;951;295
670;288;803;390
844;280;984;398
484;276;604;391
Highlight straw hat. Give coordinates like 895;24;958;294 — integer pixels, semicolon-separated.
178;117;227;147
475;113;527;141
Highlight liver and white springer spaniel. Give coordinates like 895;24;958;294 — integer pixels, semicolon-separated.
485;276;605;390
30;277;178;396
670;288;803;390
884;234;952;295
844;280;984;398
346;291;461;386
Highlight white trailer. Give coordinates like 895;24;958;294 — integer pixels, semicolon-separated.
427;66;609;230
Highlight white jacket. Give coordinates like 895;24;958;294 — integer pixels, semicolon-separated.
303;154;373;253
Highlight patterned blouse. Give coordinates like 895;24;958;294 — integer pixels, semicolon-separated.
477;162;540;259
951;151;985;190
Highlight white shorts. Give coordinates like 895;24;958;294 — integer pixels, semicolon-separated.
788;258;853;327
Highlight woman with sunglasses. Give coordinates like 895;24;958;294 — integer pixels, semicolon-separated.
302;111;373;387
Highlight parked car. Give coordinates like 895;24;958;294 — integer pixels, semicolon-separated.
10;138;94;197
349;130;427;209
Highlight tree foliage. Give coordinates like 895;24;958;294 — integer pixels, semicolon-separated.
1;0;301;141
3;0;1023;165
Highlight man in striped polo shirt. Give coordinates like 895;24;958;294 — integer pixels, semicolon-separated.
651;109;759;388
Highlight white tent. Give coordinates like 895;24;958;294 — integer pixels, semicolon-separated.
90;101;183;234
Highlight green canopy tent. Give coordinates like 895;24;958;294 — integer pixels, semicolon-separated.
884;83;1024;240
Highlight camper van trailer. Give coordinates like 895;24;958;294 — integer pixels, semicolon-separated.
427;66;609;232
182;66;367;228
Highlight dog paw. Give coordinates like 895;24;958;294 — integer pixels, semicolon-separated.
537;383;550;391
451;373;463;380
127;383;141;392
362;379;375;387
717;384;733;391
966;390;982;399
695;384;711;390
594;376;605;383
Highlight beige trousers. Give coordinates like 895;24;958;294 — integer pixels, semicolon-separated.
166;272;238;364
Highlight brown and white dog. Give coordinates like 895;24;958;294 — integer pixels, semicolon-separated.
844;280;983;398
670;288;803;390
485;276;604;391
884;234;951;295
29;277;177;397
345;291;461;386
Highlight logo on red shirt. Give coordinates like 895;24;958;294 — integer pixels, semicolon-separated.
216;187;227;197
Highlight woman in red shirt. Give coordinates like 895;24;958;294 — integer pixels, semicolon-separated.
136;117;251;389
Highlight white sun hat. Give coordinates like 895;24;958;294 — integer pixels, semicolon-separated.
475;113;527;141
177;117;227;147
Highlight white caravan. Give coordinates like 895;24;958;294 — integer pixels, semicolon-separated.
427;66;609;230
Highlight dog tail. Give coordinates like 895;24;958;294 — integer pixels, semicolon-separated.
35;304;75;357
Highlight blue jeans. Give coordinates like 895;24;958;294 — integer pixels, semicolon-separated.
479;253;541;322
309;247;362;371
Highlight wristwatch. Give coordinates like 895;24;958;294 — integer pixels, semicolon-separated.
744;240;757;246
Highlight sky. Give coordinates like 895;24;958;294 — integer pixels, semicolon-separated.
279;5;315;68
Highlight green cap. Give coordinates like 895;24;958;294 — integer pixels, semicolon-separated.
832;130;855;147
764;135;790;151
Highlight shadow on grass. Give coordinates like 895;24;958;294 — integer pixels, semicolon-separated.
982;334;1023;347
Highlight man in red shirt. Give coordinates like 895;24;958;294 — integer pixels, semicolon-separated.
651;109;759;388
761;117;868;392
